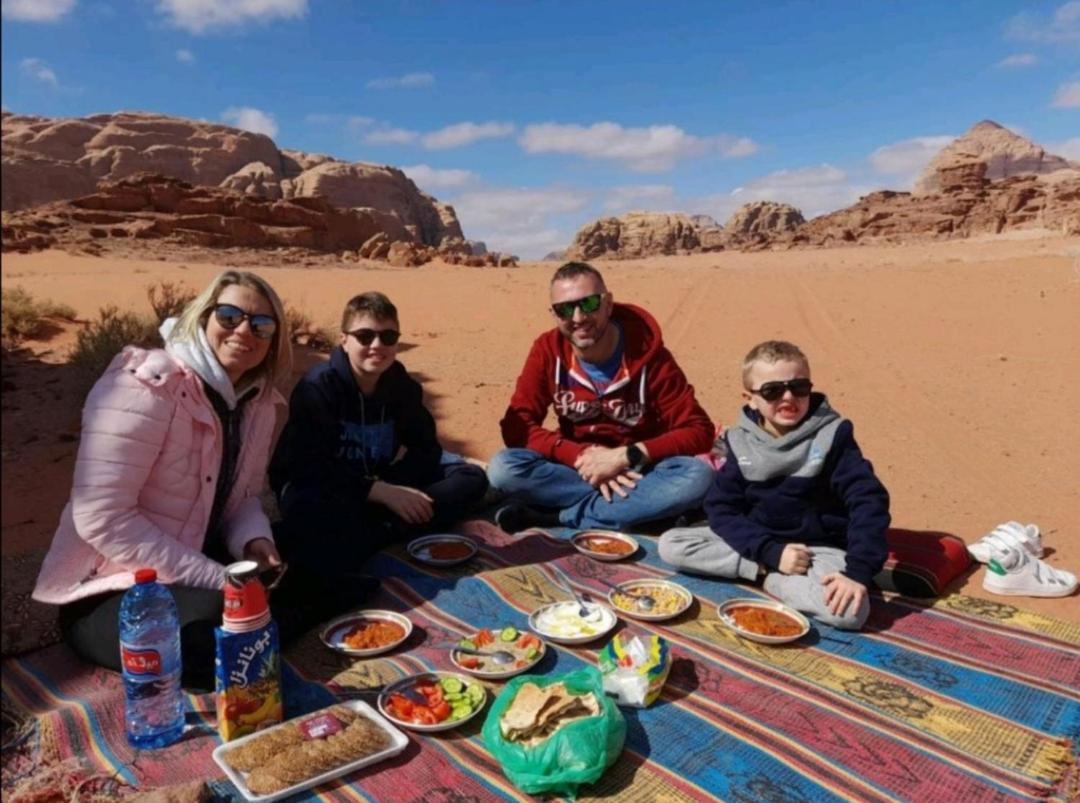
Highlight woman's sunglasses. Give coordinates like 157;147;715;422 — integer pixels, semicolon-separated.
748;378;813;402
551;293;604;320
213;304;278;340
346;328;401;346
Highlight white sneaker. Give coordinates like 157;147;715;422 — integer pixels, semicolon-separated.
982;545;1077;598
968;521;1043;564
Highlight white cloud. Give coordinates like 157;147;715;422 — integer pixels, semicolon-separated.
19;58;59;88
868;135;954;181
2;0;75;22
1006;1;1080;44
175;48;195;63
996;53;1037;68
451;186;587;257
602;184;676;212
422;121;515;150
402;164;478;190
156;0;306;34
519;122;758;172
221;106;278;138
694;164;874;223
1051;81;1080;108
363;127;419;145
1047;137;1080;160
365;72;435;90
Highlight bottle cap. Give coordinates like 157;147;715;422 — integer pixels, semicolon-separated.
134;568;157;584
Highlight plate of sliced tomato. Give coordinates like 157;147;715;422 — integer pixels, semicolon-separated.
377;672;487;732
450;626;545;679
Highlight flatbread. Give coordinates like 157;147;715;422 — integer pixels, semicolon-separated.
500;682;599;745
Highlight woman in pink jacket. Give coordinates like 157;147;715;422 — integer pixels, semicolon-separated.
32;270;320;690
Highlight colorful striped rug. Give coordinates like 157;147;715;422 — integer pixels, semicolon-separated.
3;521;1077;802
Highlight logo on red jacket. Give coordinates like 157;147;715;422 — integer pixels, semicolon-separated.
121;645;162;676
553;391;643;426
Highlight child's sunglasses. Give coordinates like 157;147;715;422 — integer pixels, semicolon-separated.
749;378;813;402
212;304;278;340
551;293;604;320
347;327;401;346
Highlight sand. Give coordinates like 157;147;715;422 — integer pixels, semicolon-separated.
2;235;1078;620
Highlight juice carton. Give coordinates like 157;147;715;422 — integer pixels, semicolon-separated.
214;620;284;741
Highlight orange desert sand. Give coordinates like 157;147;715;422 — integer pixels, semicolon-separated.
2;235;1077;620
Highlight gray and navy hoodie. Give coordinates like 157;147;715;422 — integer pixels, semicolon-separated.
269;346;442;506
704;394;890;587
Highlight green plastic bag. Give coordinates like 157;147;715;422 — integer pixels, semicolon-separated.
481;666;626;798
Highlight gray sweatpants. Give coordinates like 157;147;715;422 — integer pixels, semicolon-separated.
658;525;870;630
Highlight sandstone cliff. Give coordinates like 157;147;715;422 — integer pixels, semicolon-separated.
1;110;462;246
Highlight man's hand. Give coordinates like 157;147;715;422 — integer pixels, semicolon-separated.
597;470;644;502
822;573;867;617
242;537;282;571
575;446;630;486
368;480;434;524
778;543;811;575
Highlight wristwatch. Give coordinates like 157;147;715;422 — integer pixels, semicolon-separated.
625;444;645;471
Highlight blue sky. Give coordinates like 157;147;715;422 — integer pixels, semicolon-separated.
2;0;1077;257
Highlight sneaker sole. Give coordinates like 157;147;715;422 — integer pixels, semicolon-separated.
982;581;1078;598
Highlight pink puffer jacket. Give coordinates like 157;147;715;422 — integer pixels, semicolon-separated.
33;346;285;605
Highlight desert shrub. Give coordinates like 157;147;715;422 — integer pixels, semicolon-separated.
69;305;159;384
284;303;335;351
146;280;197;324
1;286;76;349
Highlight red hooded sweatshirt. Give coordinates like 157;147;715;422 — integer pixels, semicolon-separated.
500;303;714;466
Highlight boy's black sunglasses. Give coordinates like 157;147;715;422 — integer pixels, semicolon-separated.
213;304;278;340
346;327;401;346
551;293;604;320
749;378;813;402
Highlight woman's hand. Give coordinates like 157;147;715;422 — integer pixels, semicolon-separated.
243;537;282;571
369;480;434;524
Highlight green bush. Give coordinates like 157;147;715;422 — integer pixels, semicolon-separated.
146;280;197;324
1;286;77;349
69;305;159;384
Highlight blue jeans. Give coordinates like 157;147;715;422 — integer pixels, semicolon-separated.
487;448;714;531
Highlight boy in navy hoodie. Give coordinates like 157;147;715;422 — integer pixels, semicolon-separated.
658;341;889;629
270;292;488;580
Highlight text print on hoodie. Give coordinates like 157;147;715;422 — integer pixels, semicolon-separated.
499;303;714;466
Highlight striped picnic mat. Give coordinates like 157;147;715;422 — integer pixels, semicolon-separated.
3;520;1078;802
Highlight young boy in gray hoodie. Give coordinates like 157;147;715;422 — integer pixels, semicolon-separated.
658;341;890;629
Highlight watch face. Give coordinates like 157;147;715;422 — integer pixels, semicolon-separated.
627;445;643;466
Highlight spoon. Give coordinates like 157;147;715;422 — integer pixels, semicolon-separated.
555;579;592;618
451;646;517;666
600;580;656;611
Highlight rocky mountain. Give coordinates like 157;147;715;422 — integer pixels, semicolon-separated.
914;120;1074;196
565;122;1077;258
1;173;517;267
1;110;463;247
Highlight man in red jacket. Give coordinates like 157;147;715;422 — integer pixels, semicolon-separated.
489;261;716;533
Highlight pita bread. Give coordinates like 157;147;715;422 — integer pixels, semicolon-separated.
500;682;600;745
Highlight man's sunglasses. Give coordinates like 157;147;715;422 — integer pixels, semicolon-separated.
748;378;813;402
346;328;401;346
551;293;605;320
213;304;278;340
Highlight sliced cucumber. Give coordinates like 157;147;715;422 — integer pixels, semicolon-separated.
465;683;484;705
458;639;476;651
444;691;463;702
440;676;464;695
499;626;518;642
525;647;539;660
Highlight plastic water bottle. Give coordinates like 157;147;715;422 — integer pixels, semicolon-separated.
119;568;185;749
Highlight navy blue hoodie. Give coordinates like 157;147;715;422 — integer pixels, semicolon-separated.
269;346;442;505
704;395;890;587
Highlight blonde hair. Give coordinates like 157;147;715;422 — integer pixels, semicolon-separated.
169;270;291;385
741;340;809;388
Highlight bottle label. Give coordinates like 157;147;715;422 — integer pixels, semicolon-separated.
121;643;163;676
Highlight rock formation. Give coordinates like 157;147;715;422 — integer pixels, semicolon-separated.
566;212;702;260
914;120;1074;196
1;173;518;267
1;110;463;247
